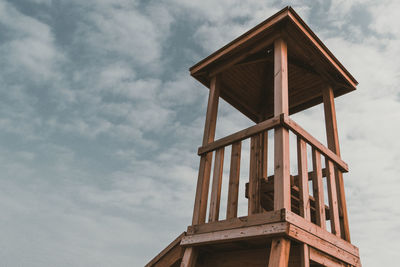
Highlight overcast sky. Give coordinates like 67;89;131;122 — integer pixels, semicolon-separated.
0;0;399;266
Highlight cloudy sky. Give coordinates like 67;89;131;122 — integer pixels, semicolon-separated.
0;0;399;266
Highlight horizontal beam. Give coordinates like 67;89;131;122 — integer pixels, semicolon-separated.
198;115;281;155
309;247;346;267
181;222;287;246
281;115;348;172
187;210;283;235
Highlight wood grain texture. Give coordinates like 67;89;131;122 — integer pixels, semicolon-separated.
209;148;225;222
227;142;241;219
180;247;198;267
268;238;291;267
326;159;341;237
249;135;262;214
297;137;311;221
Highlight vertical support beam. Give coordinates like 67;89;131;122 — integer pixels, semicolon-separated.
297;137;310;267
209;147;224;222
180;247;198;267
323;86;351;241
192;75;220;225
273;38;291;210
262;131;269;180
312;148;326;229
326;159;341;236
268;238;291;267
249;134;262;214
226;141;241;219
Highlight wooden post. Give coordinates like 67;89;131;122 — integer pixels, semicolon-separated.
226;142;241;219
180;247;198;267
268;238;291;267
297;137;310;267
269;37;291;267
273;38;291;211
192;75;220;225
322;86;351;241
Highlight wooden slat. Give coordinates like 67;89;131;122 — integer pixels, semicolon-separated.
281;114;349;172
192;75;220;225
209;148;225;222
268;238;291;267
249;135;262;214
226;142;241;219
297;137;311;221
262;131;269;179
312;148;326;229
322;86;351;241
198;115;281;155
187;210;283;235
180;247;198;267
326;159;341;236
181;222;287;246
274;38;291;211
287;224;360;266
309;247;346;267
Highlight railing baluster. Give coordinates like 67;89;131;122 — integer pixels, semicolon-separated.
209;148;225;222
226;142;241;219
312;148;326;229
326;159;341;236
297;137;311;221
248;134;262;215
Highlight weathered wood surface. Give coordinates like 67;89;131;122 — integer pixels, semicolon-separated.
226;141;241;219
312;148;326;229
180;247;198;267
268;238;291;267
309;247;346;267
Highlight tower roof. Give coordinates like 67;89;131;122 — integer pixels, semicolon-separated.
190;6;358;122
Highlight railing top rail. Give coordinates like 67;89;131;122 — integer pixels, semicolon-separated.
281;114;349;172
198;115;281;155
197;113;348;173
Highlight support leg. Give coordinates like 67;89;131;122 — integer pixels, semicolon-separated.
268;238;291;267
180;247;198;267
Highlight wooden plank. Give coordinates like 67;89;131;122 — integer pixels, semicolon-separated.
281;115;349;172
145;232;185;267
284;210;359;257
322;86;351;242
274;38;291;211
312;148;326;229
180;247;198;267
326;159;341;237
309;247;346;267
226;141;241;219
268;238;291;267
187;210;283;235
262;131;269;179
287;224;360;266
300;244;310;267
198;115;281;155
192;75;220;225
297;137;311;221
209;148;225;222
249;135;262;214
181;222;288;246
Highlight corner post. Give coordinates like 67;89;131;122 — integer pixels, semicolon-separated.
322;86;351;242
269;37;291;267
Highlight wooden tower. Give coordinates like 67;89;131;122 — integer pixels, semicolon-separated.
146;6;361;267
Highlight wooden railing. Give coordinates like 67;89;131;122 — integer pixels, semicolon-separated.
195;114;347;238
